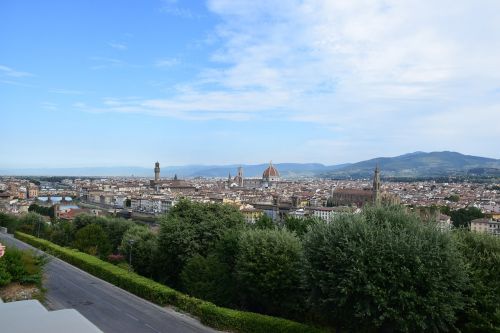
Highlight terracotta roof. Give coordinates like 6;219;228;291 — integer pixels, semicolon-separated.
262;161;280;178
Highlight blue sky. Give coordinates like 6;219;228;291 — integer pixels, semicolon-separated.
1;0;499;168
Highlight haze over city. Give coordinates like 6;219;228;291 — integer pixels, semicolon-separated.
2;0;500;168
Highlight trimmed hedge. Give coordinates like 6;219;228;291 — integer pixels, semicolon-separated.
15;232;326;333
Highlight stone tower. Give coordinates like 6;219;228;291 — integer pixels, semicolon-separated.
237;166;244;187
373;164;381;203
154;162;160;182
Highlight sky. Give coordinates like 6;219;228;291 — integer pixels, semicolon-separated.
1;0;499;168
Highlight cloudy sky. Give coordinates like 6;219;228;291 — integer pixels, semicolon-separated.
1;0;499;168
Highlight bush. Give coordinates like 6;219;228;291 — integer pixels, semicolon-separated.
15;231;324;333
235;229;306;318
304;205;468;332
0;247;46;286
453;230;500;332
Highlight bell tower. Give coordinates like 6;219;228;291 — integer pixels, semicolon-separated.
373;164;381;203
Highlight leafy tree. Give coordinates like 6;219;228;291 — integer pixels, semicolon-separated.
453;230;500;332
120;225;157;277
156;199;244;286
49;219;75;246
254;214;274;230
17;212;46;237
73;214;109;230
303;205;468;332
450;207;484;228
99;217;134;253
235;228;305;318
180;254;234;307
74;224;111;257
0;212;19;233
445;194;460;202
28;203;54;218
284;216;319;238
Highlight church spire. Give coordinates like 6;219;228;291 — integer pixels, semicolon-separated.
373;164;381;203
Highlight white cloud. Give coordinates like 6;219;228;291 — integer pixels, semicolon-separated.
89;57;126;70
0;65;33;78
84;0;500;156
50;89;86;95
155;58;180;68
108;42;127;50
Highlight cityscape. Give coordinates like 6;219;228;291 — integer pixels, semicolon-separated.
1;1;500;333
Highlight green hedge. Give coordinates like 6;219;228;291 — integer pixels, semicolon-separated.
15;232;325;333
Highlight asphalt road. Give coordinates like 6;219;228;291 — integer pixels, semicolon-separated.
0;233;218;333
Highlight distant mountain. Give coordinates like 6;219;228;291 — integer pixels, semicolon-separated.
1;152;498;178
321;151;500;178
0;163;349;178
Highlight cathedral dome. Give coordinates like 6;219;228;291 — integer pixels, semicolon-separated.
262;162;280;179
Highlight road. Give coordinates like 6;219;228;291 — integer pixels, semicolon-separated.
0;233;218;333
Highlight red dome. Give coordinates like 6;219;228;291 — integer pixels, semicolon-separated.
262;162;280;178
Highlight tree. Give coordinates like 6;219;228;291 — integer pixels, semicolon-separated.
17;212;46;237
254;214;274;230
156;199;244;286
453;230;500;332
49;219;75;246
119;225;157;277
284;216;319;238
303;205;468;332
235;228;305;318
99;217;134;253
0;212;19;233
74;224;111;257
450;207;484;228
73;214;99;230
180;254;234;307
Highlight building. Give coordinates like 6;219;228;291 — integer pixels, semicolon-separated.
470;218;500;236
330;166;399;207
240;205;264;224
154;161;160;182
227;161;282;189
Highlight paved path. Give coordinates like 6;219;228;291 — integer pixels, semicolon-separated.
0;233;218;333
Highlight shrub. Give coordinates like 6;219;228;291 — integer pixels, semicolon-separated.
0;247;46;286
304;205;468;332
235;229;306;318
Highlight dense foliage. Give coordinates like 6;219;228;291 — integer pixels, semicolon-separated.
156;199;244;286
0;247;46;287
28;203;55;218
235;229;305;318
304;206;468;332
4;201;500;332
453;230;500;332
15;232;323;333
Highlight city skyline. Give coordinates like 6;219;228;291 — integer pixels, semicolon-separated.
2;0;500;168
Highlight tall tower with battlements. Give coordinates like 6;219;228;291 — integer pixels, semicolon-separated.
154;162;160;182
